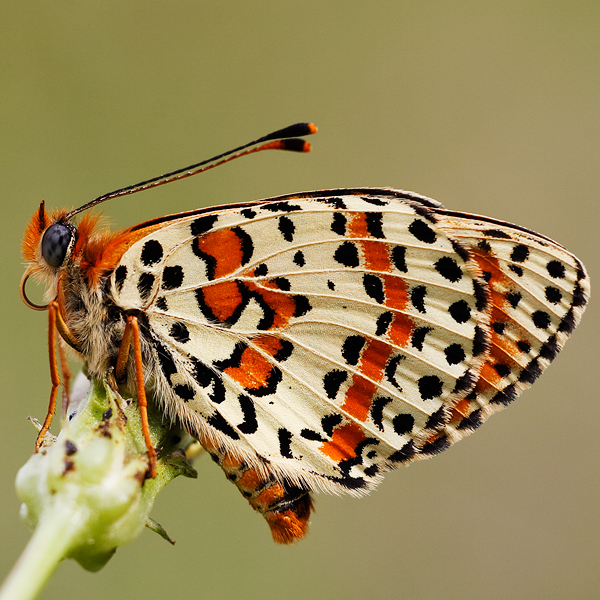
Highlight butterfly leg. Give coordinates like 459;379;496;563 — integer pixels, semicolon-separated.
116;314;157;478
35;301;62;451
56;331;72;418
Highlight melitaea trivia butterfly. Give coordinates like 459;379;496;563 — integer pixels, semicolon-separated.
21;123;589;543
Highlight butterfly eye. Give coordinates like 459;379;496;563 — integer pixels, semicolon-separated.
41;223;73;268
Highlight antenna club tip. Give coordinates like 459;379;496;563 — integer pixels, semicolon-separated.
279;139;312;153
307;123;318;135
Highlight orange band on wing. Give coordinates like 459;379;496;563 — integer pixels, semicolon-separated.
197;229;247;279
320;422;366;462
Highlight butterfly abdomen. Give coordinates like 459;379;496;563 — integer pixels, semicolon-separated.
203;439;313;543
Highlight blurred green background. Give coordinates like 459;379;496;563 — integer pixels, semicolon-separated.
1;2;598;599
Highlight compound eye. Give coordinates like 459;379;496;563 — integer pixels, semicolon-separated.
41;223;73;268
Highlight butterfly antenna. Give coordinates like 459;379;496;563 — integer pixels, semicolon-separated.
67;122;318;218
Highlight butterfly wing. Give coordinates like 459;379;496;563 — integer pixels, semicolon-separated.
108;188;588;542
110;189;497;494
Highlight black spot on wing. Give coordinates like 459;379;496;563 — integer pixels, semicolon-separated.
425;406;446;429
482;229;511;239
278;428;293;458
532;310;551;329
364;465;380;477
361;196;388;206
334;241;359;267
490;384;517;406
546;260;565;279
300;429;327;442
240;208;256;219
365;212;385;238
375;312;393;336
272;277;291;291
153;339;177;380
371;396;392;431
410;286;427;313
191;358;226;404
162;265;184;290
293;251;305;267
237;395;258;434
409;219;437;244
137;273;155;301
323;370;348;399
572;281;586;307
342;335;365;366
321;413;343;437
472;325;488;357
278;216;295;242
140;240;163;266
519;358;542;384
418;375;443;400
315;196;347;209
493;322;506;334
174;384;195;402
392;413;414;435
545;286;562;304
411;327;433;351
272;339;294;362
255;263;268;276
457;408;483;431
331;213;347;235
385;354;405;391
388;440;416;464
293;295;312;317
508;265;523;277
191;214;218;236
493;363;510;378
450;239;470;263
444;343;465;365
208;410;240;439
363;274;384;303
473;279;488;311
453;369;477;394
558;309;575;334
115;265;127;293
510;244;529;262
507;292;522;309
435;256;462;282
169;322;190;343
261;202;302;213
391;246;407;272
449;300;471;323
539;335;558;361
420;435;450;456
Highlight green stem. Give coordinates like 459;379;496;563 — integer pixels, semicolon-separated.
0;503;85;600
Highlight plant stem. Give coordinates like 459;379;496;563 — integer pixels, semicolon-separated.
0;503;86;600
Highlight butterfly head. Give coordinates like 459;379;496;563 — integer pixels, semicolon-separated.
21;201;79;310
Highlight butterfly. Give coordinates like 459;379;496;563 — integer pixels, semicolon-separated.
20;123;589;543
